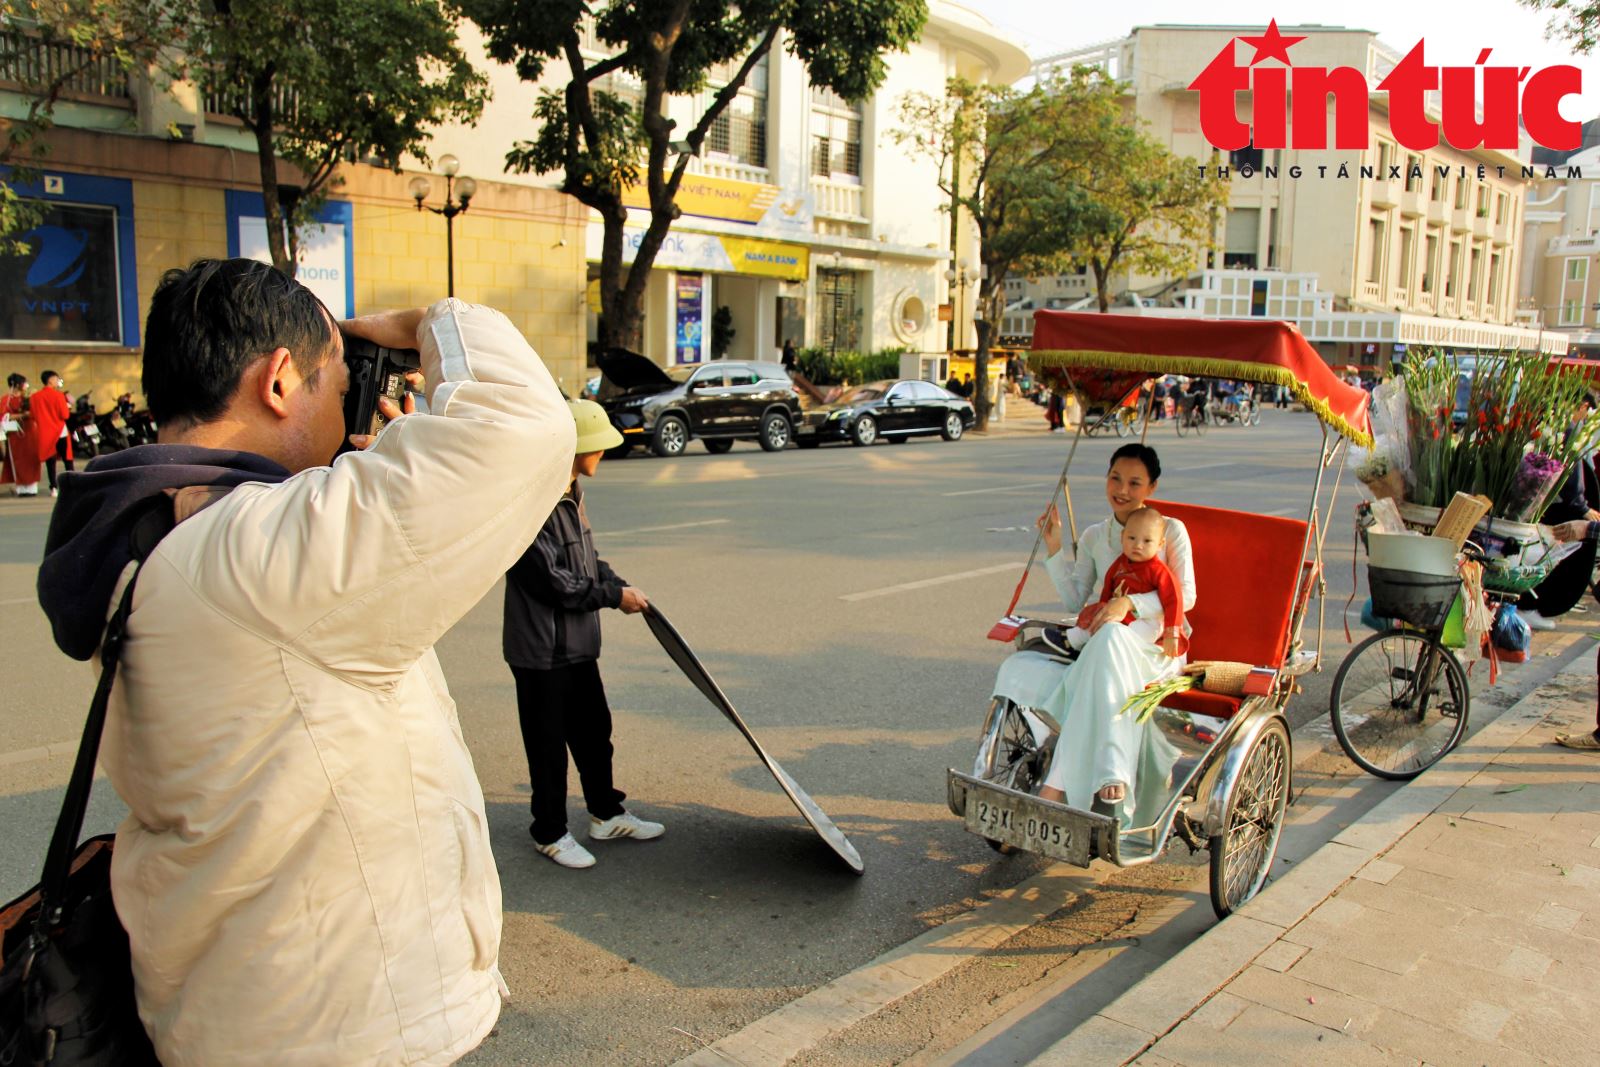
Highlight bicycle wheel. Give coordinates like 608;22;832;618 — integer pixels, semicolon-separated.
972;700;1049;852
1329;630;1469;779
1175;409;1189;437
1194;408;1206;436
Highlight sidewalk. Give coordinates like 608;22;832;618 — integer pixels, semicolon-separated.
1039;642;1600;1066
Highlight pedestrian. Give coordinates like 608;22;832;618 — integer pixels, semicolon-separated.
944;372;963;395
1046;390;1066;433
2;372;40;496
504;398;662;869
781;337;797;371
961;372;974;398
36;259;576;1065
1520;394;1600;631
31;369;72;496
1550;513;1600;752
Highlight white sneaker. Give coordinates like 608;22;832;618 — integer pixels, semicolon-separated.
535;832;596;869
1522;610;1557;632
589;810;664;841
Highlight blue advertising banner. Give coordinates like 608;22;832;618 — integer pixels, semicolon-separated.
226;191;355;318
675;272;704;364
0;170;139;346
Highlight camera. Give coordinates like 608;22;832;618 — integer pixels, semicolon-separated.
341;331;421;448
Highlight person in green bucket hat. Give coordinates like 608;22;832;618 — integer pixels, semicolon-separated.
501;399;661;868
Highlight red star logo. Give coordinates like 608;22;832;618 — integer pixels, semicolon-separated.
1237;19;1306;66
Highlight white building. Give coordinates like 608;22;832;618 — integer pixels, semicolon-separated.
434;3;1029;368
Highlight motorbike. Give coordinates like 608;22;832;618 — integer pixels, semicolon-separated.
948;312;1372;919
115;393;157;446
67;393;102;459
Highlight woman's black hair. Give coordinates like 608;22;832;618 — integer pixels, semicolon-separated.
1108;442;1161;482
6;373;25;389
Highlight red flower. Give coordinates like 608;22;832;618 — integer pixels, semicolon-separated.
1532;429;1542;440
1431;426;1441;440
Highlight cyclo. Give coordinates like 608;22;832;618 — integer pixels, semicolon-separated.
946;313;1373;919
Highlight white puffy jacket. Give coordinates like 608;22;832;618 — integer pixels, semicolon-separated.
99;301;576;1066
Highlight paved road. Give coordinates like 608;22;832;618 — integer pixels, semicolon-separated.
0;410;1405;1064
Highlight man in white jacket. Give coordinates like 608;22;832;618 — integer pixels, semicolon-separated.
37;258;575;1066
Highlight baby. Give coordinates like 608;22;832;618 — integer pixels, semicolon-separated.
1066;507;1187;658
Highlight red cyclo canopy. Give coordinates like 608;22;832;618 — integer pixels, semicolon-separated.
1028;312;1373;445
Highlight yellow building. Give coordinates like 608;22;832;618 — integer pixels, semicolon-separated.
1522;140;1600;356
0;38;589;406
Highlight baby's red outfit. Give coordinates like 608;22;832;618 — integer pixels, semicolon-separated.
1082;554;1188;654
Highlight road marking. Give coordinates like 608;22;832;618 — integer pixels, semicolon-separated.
1169;462;1234;474
605;519;730;537
839;562;1023;602
943;481;1053;497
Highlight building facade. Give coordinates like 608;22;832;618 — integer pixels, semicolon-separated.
1522;143;1600;356
432;3;1027;370
1021;24;1562;362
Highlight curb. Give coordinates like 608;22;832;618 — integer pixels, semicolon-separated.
1031;633;1598;1066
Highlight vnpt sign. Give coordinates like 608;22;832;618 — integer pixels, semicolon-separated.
1188;20;1584;153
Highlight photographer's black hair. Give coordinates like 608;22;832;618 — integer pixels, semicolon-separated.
1109;442;1161;483
141;258;335;428
6;373;25;389
41;370;59;385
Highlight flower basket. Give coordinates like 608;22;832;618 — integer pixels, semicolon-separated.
1393;503;1557;594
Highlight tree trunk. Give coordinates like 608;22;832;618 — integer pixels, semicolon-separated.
973;317;993;432
249;71;292;276
595;203;642;351
1092;259;1110;313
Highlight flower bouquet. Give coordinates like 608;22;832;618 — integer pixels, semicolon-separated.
1354;452;1406;502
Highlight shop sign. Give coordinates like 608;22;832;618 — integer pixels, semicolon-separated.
0;202;124;343
227;191;354;319
675;273;704;364
592;222;808;281
622;172;811;229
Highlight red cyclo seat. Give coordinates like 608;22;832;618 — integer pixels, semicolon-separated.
1147;499;1309;718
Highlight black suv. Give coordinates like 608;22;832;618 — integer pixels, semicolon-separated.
596;350;804;457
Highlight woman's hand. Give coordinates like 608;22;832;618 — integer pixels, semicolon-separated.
1551;519;1592;543
1088;596;1133;634
1037;504;1063;556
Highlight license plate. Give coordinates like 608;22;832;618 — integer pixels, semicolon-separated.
964;792;1093;865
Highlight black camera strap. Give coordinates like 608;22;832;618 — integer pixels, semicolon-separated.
36;500;174;927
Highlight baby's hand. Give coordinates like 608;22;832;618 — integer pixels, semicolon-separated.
1161;633;1181;658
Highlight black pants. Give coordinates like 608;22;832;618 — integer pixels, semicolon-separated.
1518;536;1598;619
45;437;73;489
512;661;626;846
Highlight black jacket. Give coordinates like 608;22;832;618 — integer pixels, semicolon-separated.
502;481;625;669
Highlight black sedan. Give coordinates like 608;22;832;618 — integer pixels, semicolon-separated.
794;379;975;447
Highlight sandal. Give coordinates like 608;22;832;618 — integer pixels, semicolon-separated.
1554;731;1600;751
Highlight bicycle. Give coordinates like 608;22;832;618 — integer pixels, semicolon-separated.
1174;396;1207;437
1327;550;1482;779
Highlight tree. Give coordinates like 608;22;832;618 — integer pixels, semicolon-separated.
460;0;928;351
182;0;486;275
1070;135;1227;313
1521;0;1600;53
1;0;174;250
894;71;1122;431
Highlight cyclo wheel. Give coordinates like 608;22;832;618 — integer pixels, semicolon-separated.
973;699;1049;852
1114;410;1131;437
1194;407;1206;436
1209;717;1291;918
1329;629;1469;780
1175;408;1190;437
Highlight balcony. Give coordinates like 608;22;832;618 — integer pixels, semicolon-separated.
1398;187;1425;217
0;28;131;102
687;156;771;186
812;177;865;221
1359;281;1384;304
1548;234;1600;256
1370;178;1400;209
1491;218;1512;246
1472;213;1491;239
1426;198;1449;226
1450;207;1472;234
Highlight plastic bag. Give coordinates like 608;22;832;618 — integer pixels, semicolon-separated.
1491;604;1531;653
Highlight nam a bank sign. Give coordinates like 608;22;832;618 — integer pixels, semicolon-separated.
587;221;809;282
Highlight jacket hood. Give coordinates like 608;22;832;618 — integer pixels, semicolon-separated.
597;348;675;396
38;444;290;660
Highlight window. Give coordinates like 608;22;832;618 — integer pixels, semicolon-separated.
1589;185;1600;235
1422;232;1439;293
1376;140;1393;175
1488;253;1502;305
1495;192;1507;224
1475;185;1489;218
706;48;769;168
1454;177;1468;210
0;198;128;343
1229;144;1263;171
1267;207;1279;268
594;68;643;115
1224;207;1260;269
1445;241;1461;298
1468;247;1482;300
1562;299;1582;325
1404;154;1422;192
1398;227;1415;289
1367;218;1386;284
1569;259;1588;282
689;367;725;387
817;269;860;351
1430;168;1445;202
724;367;758;386
811;86;863;181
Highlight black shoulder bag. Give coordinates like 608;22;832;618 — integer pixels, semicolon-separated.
0;505;171;1066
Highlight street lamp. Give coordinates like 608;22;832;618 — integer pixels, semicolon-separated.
409;154;477;298
945;258;980;353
